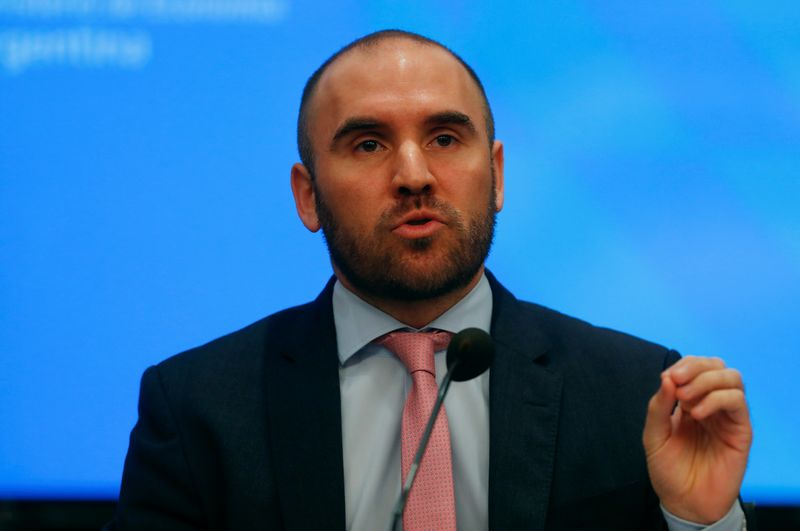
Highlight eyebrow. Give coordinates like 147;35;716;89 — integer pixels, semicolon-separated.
424;111;477;135
328;110;479;150
330;117;384;148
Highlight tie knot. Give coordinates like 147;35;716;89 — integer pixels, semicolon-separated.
378;330;452;375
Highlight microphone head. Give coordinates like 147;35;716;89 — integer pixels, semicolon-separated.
446;328;494;382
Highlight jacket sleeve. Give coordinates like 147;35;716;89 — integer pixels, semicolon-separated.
106;365;205;530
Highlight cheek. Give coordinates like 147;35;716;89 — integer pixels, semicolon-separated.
432;159;494;205
317;181;387;231
318;156;396;197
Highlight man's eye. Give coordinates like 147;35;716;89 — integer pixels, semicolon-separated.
357;140;380;152
434;135;454;147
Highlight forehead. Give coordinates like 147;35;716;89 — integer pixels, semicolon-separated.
308;39;485;135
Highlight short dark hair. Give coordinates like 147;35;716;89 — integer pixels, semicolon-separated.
296;29;495;174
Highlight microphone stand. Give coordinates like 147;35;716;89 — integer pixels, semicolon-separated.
388;360;459;531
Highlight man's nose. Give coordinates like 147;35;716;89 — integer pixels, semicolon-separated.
392;141;434;197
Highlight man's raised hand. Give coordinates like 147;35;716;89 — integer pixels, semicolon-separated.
643;356;753;524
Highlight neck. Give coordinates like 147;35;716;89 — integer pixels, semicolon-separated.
334;267;485;329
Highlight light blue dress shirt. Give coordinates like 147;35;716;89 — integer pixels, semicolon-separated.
332;274;744;530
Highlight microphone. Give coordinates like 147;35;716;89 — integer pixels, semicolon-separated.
388;327;494;531
446;327;495;382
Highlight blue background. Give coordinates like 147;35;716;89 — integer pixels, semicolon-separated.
1;0;798;504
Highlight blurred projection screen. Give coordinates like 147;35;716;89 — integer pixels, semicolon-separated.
1;0;799;504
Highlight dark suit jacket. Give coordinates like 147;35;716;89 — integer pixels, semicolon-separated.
109;272;678;530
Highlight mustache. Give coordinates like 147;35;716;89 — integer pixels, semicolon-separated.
380;195;460;226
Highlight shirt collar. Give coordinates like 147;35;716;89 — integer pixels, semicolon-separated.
332;273;493;365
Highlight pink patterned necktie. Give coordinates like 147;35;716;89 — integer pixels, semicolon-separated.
379;330;457;531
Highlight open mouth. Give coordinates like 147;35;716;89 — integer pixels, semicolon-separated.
392;214;444;239
406;218;431;226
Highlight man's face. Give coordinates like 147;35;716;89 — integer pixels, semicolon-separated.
296;39;504;301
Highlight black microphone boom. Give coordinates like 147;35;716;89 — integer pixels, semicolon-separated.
388;327;494;531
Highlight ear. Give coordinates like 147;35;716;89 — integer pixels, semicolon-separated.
491;140;505;212
290;163;321;232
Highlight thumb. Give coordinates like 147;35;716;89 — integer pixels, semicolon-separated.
643;373;677;455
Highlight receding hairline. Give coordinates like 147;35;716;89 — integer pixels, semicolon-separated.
297;30;495;173
308;34;454;111
304;31;458;114
306;33;446;95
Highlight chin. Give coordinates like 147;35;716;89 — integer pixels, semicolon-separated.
361;256;482;302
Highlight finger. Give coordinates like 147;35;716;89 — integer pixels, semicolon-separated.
665;356;726;386
643;373;678;454
678;397;699;415
686;388;750;425
675;368;744;403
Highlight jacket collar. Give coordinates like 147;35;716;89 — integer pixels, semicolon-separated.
264;272;563;531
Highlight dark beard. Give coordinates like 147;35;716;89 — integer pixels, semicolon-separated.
314;176;497;302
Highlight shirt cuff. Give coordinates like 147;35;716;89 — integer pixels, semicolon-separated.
661;502;745;531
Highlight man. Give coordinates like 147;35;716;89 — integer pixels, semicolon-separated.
109;30;752;530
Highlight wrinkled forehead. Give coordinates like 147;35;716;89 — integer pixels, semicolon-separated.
306;38;485;132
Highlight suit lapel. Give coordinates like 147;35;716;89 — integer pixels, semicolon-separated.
263;278;346;531
260;273;562;530
487;273;563;531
